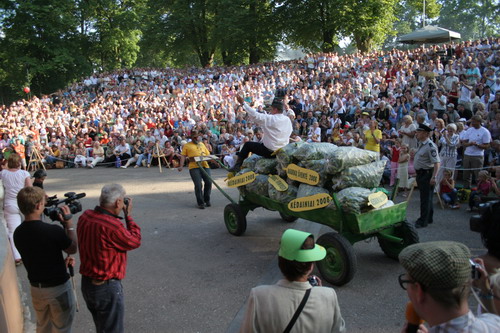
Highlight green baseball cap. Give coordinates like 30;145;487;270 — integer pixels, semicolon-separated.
278;229;326;262
399;241;471;289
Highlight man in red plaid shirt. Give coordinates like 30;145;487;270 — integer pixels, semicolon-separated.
77;184;141;333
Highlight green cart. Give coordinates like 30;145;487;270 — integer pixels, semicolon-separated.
223;190;418;286
195;157;418;286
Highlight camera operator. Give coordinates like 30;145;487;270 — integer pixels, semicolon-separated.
474;201;500;274
239;229;345;333
13;186;77;333
398;241;500;332
77;184;141;333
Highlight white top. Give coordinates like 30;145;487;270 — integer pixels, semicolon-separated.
1;169;30;206
463;126;492;156
242;103;293;151
240;279;345;333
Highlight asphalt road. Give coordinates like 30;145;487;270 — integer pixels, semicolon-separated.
15;167;485;333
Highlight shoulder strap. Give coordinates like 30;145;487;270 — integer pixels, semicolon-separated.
283;288;311;333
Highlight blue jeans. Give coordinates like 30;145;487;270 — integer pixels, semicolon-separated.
441;189;458;205
81;276;124;333
46;155;58;164
136;153;152;166
189;168;212;205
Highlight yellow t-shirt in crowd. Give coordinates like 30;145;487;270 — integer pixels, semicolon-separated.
364;129;382;152
181;141;210;169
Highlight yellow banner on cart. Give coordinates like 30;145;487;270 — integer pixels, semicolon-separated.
285;164;320;186
368;192;388;208
268;175;288;192
226;171;256;188
288;193;332;212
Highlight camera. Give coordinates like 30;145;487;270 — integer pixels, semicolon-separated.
469;259;482;279
307;275;320;287
470;200;499;232
44;192;86;222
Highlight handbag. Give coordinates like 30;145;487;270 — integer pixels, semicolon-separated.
283;288;311;333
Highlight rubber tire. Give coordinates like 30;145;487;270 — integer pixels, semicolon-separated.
224;203;247;236
377;220;419;260
316;232;357;286
279;212;298;223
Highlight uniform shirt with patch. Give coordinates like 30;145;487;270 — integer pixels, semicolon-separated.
414;138;440;170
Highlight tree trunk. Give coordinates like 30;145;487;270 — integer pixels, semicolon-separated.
322;29;336;52
198;51;213;68
354;34;371;54
248;2;260;64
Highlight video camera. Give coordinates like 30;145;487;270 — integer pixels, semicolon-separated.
44;192;86;222
469;200;499;232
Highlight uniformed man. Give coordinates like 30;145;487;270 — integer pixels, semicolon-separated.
413;123;440;228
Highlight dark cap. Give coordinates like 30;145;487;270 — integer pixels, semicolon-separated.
33;169;47;179
416;123;432;132
271;98;283;111
399;241;471;289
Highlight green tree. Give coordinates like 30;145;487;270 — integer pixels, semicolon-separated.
437;0;499;40
83;0;145;71
275;0;343;52
0;0;91;100
345;0;398;53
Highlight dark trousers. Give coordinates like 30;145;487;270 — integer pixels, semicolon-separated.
189;167;212;206
236;142;274;166
416;169;434;226
81;276;124;333
106;153;131;167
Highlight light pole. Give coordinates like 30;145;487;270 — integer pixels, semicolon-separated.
423;0;426;28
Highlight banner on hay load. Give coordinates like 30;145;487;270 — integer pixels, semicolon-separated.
368;192;388;208
226;171;256;188
285;164;320;186
268;175;288;192
288;193;332;212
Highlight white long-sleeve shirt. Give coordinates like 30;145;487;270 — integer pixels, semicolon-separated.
242;103;293;151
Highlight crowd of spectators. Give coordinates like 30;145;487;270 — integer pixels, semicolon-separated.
0;37;499;206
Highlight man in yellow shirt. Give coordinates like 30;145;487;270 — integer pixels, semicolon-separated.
363;120;382;153
178;130;212;209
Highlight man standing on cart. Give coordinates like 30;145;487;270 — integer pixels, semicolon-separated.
230;94;293;173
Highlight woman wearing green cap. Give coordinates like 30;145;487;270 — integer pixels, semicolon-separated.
239;229;345;333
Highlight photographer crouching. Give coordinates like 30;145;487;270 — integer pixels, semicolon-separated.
77;184;141;333
14;186;78;333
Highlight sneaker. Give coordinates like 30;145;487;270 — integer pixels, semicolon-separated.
205;202;211;207
198;204;205;209
134;165;139;168
452;205;460;209
121;166;127;169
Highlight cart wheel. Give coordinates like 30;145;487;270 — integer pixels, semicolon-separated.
224;203;247;236
279;212;298;223
377;220;419;260
316;232;357;286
